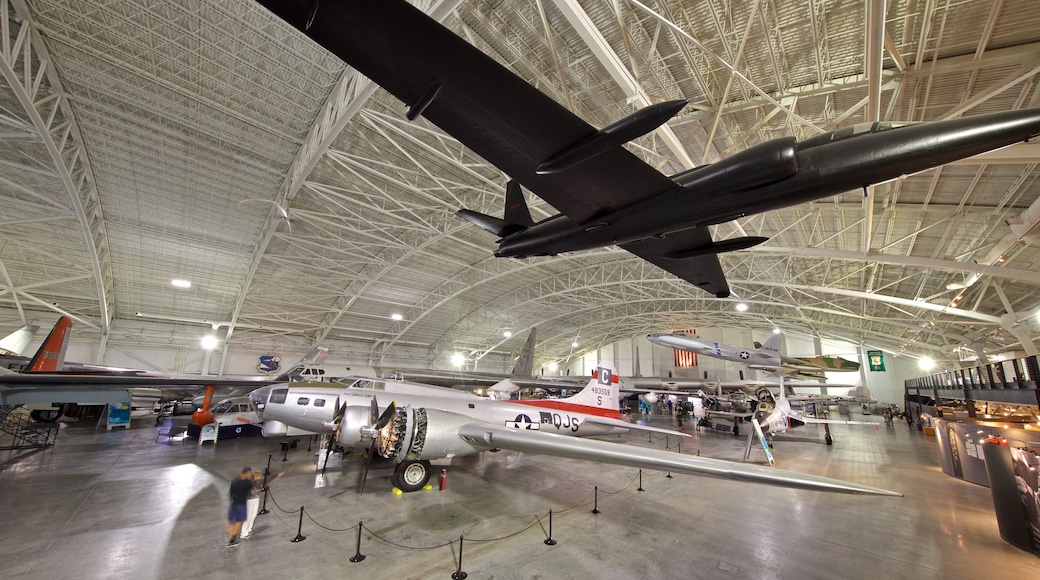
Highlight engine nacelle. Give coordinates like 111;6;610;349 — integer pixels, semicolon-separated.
369;407;488;462
670;136;798;194
334;403;377;448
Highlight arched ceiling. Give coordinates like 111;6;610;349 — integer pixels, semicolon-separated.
1;0;1039;371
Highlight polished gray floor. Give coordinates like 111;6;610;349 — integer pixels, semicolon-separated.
2;411;1038;580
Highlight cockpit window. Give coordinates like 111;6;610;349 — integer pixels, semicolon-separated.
270;388;288;404
348;379;385;391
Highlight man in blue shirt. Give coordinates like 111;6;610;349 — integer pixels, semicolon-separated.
226;466;253;547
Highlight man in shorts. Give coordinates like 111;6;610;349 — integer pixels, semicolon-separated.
226;466;253;546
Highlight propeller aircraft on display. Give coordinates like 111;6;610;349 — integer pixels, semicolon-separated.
252;361;900;497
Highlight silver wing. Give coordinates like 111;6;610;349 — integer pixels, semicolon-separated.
457;423;900;496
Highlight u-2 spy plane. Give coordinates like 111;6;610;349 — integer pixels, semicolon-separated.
257;0;1040;298
254;361;899;496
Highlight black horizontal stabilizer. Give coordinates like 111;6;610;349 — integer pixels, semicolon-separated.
663;236;769;260
537;99;688;174
457;209;526;238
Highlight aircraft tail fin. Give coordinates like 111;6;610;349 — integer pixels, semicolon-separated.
562;361;619;412
0;322;40;356
759;331;782;357
26;316;73;372
510;328;537;377
457;180;534;238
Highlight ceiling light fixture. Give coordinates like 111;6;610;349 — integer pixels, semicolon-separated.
391;313;403;321
171;279;192;289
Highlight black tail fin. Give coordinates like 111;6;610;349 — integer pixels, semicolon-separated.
503;180;533;228
457;180;533;238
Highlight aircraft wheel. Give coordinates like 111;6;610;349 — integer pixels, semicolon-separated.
825;433;833;446
30;406;64;423
394;460;432;492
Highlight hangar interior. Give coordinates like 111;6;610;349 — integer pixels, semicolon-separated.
2;0;1040;577
1;0;1039;381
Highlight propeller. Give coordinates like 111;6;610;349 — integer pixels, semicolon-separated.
321;396;345;475
359;399;396;497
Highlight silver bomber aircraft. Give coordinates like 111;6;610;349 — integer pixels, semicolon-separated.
253;362;899;497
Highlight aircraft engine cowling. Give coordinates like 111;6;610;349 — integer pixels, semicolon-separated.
334;403;378;448
366;407;488;462
670;136;797;194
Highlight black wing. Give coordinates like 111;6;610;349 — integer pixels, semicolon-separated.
257;0;679;223
257;0;728;290
620;228;730;297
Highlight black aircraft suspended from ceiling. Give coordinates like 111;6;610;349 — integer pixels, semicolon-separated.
257;0;1040;298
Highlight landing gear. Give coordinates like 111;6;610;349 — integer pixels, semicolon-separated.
30;405;65;423
393;460;432;492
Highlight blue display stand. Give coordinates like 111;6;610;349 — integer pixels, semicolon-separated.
107;403;131;430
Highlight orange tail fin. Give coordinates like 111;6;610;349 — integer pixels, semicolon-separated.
26;317;73;372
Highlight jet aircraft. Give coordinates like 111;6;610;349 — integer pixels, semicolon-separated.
647;331;859;379
256;0;1040;298
253;361;899;497
704;379;876;445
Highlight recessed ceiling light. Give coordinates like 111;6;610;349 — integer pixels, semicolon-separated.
503;331;512;338
735;302;749;312
391;313;403;321
171;279;191;289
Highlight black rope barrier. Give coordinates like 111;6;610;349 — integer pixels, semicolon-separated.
255;462;675;577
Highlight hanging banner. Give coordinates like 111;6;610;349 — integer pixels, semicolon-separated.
867;350;885;372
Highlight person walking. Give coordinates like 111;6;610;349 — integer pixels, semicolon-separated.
226;466;253;547
242;470;284;539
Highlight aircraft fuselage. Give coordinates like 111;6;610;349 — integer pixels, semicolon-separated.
258;381;627;440
495;109;1040;258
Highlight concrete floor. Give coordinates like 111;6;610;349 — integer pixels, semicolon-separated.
2;412;1039;580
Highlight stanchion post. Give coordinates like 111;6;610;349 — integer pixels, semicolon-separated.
291;506;306;542
592;486;600;515
258;485;270;515
350;521;366;563
637;469;644;492
665;435;670;449
451;535;468;580
544;510;557;546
